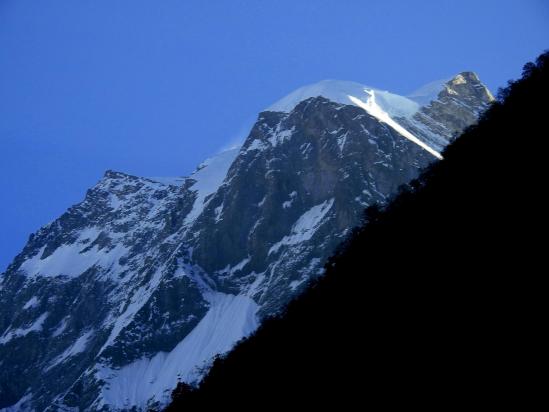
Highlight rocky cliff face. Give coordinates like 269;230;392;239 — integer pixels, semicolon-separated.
402;71;495;151
0;73;492;411
191;97;436;316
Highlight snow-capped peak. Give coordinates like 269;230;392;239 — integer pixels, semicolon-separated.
266;80;442;159
266;79;420;119
0;70;493;412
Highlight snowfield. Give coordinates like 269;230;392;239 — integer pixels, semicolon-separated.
95;293;259;410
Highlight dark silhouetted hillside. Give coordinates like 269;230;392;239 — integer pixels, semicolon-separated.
166;52;547;410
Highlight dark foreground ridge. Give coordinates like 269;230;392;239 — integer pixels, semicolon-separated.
167;53;547;409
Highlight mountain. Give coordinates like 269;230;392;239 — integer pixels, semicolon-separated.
0;73;492;411
167;52;548;410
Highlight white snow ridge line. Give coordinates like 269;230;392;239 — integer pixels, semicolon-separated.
348;94;443;160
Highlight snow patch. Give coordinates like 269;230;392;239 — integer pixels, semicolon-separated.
0;312;48;344
229;258;251;275
336;131;349;151
267;125;295;147
45;330;94;371
214;204;224;223
184;148;239;225
282;191;297;209
23;296;39;310
243;138;268;153
52;317;69;337
19;230;129;279
269;198;334;255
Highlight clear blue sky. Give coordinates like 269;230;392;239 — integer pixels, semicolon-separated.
1;0;547;271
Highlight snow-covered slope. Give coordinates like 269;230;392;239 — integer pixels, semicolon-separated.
184;148;239;224
94;293;258;410
0;73;493;412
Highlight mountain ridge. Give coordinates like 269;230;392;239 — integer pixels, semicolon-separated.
166;51;547;410
0;72;493;411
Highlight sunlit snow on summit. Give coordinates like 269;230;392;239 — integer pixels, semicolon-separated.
348;93;443;160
